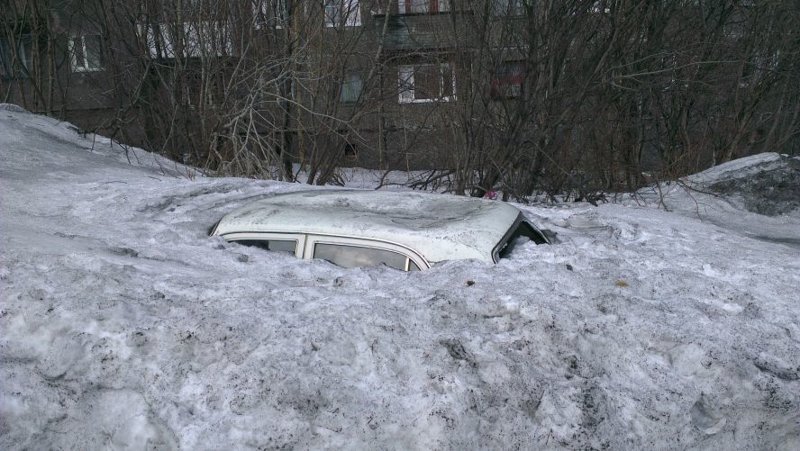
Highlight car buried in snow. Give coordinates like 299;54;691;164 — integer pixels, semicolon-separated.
210;190;550;271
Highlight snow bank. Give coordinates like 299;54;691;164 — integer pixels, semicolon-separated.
685;153;800;217
633;153;800;248
1;107;799;449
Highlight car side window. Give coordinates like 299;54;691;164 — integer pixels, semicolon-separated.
313;243;408;270
235;239;297;254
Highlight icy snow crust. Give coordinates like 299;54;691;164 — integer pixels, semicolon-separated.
214;190;523;263
635;153;800;247
1;106;799;449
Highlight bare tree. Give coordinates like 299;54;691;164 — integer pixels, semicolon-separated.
3;0;798;194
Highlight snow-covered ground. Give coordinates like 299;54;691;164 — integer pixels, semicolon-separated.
1;105;799;449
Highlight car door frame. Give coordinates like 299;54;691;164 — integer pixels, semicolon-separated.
219;232;306;258
303;234;429;271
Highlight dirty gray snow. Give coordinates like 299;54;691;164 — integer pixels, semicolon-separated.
1;106;799;449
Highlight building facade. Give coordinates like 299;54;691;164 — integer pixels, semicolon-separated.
4;1;798;193
2;1;537;174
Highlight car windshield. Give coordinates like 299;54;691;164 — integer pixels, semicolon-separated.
496;219;547;260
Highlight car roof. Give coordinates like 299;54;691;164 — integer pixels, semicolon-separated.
213;189;524;263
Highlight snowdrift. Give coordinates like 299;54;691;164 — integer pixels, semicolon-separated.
1;106;799;449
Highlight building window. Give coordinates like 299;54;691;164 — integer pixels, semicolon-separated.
138;23;171;59
0;38;16;78
69;35;103;72
181;71;220;107
339;72;363;103
0;35;32;78
398;0;450;14
398;63;456;103
182;22;232;56
490;61;524;99
138;22;232;59
344;142;358;159
590;0;611;14
254;0;288;29
492;0;527;16
324;0;361;27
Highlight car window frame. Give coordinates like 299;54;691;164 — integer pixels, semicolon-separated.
219;232;305;258
219;231;430;270
304;234;429;271
491;213;549;262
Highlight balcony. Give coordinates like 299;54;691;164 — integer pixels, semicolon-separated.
372;6;471;51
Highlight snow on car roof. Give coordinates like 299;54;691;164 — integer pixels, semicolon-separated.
213;189;524;263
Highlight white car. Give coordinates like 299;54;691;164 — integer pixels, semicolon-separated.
210;190;550;270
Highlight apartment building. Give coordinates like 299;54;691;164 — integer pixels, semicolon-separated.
1;1;119;134
1;1;534;175
5;1;792;189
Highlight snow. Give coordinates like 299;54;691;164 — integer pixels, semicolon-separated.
633;153;800;246
1;105;799;449
685;152;787;184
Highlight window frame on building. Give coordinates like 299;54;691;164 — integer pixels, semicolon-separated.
0;38;16;78
398;0;451;14
490;61;525;99
339;72;364;103
398;62;456;104
0;35;32;79
138;22;232;59
324;0;362;27
491;0;528;16
253;0;289;29
69;34;104;73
